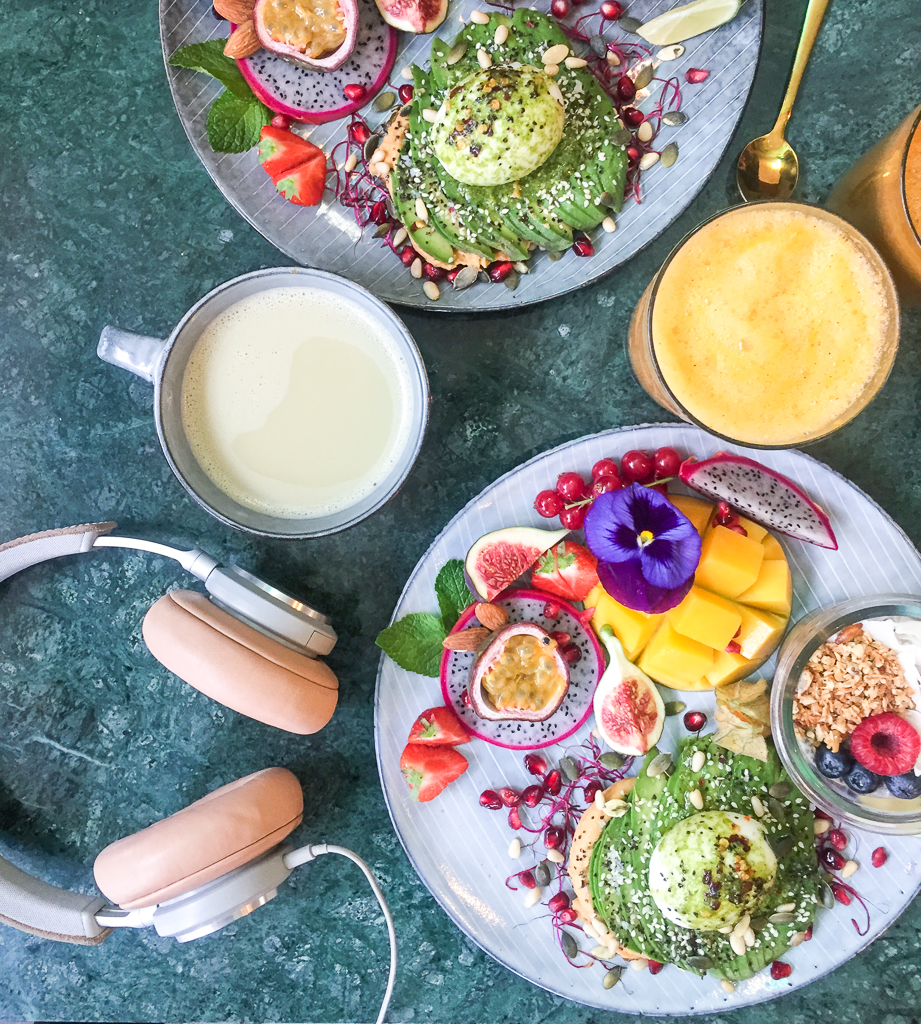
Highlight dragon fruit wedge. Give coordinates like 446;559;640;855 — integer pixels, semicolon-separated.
237;0;397;123
679;453;838;550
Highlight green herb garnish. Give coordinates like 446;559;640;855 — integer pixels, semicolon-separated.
168;40;270;153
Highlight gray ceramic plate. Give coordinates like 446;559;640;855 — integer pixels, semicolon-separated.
160;0;762;310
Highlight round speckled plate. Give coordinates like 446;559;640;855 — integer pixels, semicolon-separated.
159;0;762;311
375;424;921;1014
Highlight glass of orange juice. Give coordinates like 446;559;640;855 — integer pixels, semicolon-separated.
827;105;921;305
627;202;900;448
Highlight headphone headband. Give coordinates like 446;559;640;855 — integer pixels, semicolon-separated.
0;522;116;586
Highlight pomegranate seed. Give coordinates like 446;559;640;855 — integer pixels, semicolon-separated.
727;524;748;535
548;892;571;913
561;642;582;664
522;784;544;807
872;846;888;868
344;83;366;101
600;0;623;18
831;882;851;906
648;959;664;975
461;690;471;707
685;67;709;84
542;601;561;620
518;869;536;889
804;924;813;940
487;260;514;282
546;769;562;795
399;246;415;267
573;236;594;258
715;500;736;525
371;200;389;225
591;474;622;498
270;114;291;129
348;122;370;144
508;806;522;830
770;960;792;980
683;710;707;731
622;107;644;128
592;458;619;481
821;847;845;872
446;266;462;283
725;641;742;654
827;828;848;851
626;145;641;163
525;753;548;776
498;786;521;807
584;780;602;804
813;808;831;821
550;0;570;16
551;630;571;644
479;789;502;809
559;504;588;529
535;489;564;518
423;263;446;282
398;84;414;103
616;74;636;102
544;826;565;850
558;907;578;924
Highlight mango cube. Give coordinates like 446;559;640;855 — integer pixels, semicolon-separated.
695;526;764;599
736;516;767;542
705;650;751;687
735;605;786;660
669;586;742;652
638;620;714;686
587;585;661;661
761;534;785;560
738;558;792;617
668;494;714;537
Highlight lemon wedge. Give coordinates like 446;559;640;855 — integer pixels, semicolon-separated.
636;0;742;46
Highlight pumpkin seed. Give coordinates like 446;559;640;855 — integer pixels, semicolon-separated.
363;134;382;161
560;756;580;781
546;249;563;262
386;197;398;219
452;265;479;291
767;797;787;823
664;700;686;716
598;190;615;208
477;269;491;282
749;916;768;933
633;63;654;90
603;966;624;989
660;141;679;168
619;15;642;32
769;912;796;925
769;832;795;859
504;269;520;292
820;881;836;909
447;41;468;65
400;102;413;116
373;223;390;238
561;930;578;959
599;752;625;769
373;91;396;112
590;34;608;57
647;752;674;777
661;109;689;127
534;861;552;887
611;128;633;147
686;955;714;972
769;781;792;799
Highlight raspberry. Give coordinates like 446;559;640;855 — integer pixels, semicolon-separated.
850;713;921;776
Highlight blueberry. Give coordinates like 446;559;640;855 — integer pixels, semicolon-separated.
885;772;921;799
845;762;881;794
815;743;852;779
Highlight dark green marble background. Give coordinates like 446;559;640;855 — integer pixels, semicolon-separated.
1;0;920;1021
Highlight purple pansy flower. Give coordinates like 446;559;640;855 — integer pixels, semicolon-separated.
583;483;702;614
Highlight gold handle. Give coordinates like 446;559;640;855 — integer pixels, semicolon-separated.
769;0;833;142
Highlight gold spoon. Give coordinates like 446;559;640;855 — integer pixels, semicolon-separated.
736;0;833;202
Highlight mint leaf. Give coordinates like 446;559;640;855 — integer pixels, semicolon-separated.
206;90;271;153
435;559;475;630
376;613;446;677
168;40;253;99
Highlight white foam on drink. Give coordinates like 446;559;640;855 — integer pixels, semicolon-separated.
181;286;415;519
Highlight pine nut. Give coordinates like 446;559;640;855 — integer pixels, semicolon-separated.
494;23;509;44
422;108;438;123
657;44;685;61
637;120;654;143
776;902;796;913
548;82;563;103
542;43;569;65
565;56;588;68
732;913;750;937
606;50;621;65
744;927;756;948
369;161;389;177
423;281;440;301
583;920;599;939
508;838;522;858
546;849;565;863
401;66;413;79
594;789;606;809
392;226;407;246
591;945;610;958
410;258;423;278
543;63;560;76
630;958;648;970
688;788;704;810
602;216;616;233
751;795;766;817
415;197;428;222
470;9;490;23
721;979;735;994
729;932;747;957
842;859;859;878
789;931;806;947
814;818;831;835
477;47;492;68
344;153;358;173
691;750;706;773
523;886;542;908
717;925;733;934
639;151;660;170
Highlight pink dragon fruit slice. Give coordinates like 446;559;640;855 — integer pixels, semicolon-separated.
679;453;838;550
253;0;359;72
237;0;397;124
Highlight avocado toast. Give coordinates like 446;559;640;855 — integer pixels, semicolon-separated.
374;9;628;270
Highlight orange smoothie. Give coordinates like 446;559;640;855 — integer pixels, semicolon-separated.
649;206;896;447
907;124;921;235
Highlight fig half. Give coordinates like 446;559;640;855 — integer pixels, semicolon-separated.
372;0;447;33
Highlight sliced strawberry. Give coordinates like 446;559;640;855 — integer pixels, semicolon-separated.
408;706;470;746
850;713;921;776
273;154;327;206
400;744;468;803
530;540;599;602
258;126;323;178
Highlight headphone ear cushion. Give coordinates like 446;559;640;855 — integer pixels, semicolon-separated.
93;767;303;909
142;590;338;735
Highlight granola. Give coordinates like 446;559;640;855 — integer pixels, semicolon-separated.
793;623;915;752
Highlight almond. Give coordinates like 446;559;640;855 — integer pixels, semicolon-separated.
223;21;260;58
213;0;255;22
476;602;509;631
442;627;491;651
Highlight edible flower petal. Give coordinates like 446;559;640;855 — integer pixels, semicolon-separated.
584;484;701;613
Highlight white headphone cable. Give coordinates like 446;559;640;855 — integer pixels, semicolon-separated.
284;844;397;1024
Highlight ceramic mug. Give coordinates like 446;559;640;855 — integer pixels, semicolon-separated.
98;267;430;539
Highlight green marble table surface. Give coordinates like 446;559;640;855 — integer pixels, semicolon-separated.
2;0;921;1021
